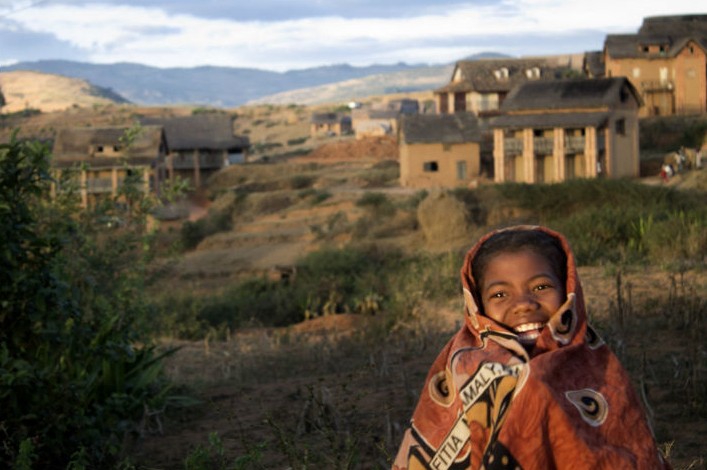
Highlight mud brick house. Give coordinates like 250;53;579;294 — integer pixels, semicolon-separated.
52;125;167;208
604;15;707;116
141;114;249;188
433;56;582;116
310;112;352;138
351;99;420;139
399;112;481;188
490;77;642;183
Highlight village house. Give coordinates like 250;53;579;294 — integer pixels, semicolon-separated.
51;125;167;208
433;56;583;116
309;112;352;138
490;77;642;183
604;15;707;116
351;99;420;139
141;114;249;188
399;112;481;188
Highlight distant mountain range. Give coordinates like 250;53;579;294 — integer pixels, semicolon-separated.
0;54;507;107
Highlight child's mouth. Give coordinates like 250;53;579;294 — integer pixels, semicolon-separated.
513;322;545;344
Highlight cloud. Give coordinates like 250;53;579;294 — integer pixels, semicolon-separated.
0;1;702;71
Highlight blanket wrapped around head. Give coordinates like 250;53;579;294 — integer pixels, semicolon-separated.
393;226;669;470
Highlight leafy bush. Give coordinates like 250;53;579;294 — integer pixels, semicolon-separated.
288;174;315;190
287;136;309;146
0;136;173;467
492;179;705;265
180;209;233;250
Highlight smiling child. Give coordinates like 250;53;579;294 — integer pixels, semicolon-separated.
393;226;669;470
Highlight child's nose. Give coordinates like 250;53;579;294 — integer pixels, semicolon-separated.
511;293;539;313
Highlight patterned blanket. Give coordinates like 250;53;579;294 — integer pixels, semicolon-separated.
393;226;669;470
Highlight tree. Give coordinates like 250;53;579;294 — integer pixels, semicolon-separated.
0;134;174;468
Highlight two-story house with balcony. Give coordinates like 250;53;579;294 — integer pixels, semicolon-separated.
52;125;167;208
141;113;249;188
433;56;582;117
399;112;481;188
604;15;707;116
490;77;642;183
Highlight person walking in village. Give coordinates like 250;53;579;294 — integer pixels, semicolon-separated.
393;226;669;470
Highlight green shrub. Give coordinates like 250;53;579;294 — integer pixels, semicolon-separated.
180;210;233;250
0;136;174;467
287;137;309;146
355;192;395;217
289;174;315;190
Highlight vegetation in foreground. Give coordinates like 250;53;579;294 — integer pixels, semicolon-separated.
2;131;705;468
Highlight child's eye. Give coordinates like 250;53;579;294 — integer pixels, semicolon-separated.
489;291;506;299
533;284;553;292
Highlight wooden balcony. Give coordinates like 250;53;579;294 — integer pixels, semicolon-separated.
565;136;585;153
533;137;554;154
640;80;674;92
503;138;523;155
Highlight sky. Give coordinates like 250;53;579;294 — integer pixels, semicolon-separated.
0;0;703;72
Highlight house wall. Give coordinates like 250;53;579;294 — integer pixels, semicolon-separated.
469;92;500;114
605;42;707;116
493;119;638;183
400;141;480;188
606;110;640;177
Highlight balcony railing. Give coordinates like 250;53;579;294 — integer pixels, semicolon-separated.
503;138;523;155
640;80;674;92
533;137;554;154
85;178;114;193
170;154;224;170
565;136;585;153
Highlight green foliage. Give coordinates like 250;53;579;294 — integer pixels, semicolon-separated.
289;174;315;190
355;192;395;217
493;179;706;265
0;135;174;467
180;209;232;250
184;432;264;470
287;136;309;146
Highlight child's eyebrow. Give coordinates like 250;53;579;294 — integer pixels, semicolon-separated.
482;273;558;291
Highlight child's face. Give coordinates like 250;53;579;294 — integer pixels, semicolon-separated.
479;248;565;345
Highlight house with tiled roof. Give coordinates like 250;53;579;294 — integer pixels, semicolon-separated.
604;15;707;116
52;125;167;207
141;113;249;188
490;77;642;183
433;56;581;116
399;112;481;188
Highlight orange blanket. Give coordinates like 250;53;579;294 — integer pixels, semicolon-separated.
393;226;669;470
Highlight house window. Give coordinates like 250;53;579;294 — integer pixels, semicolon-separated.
96;145;104;153
423;161;439;172
443;143;452;152
456;161;467;180
454;92;466;112
525;67;540;79
615;118;626;136
493;67;509;80
113;145;121;152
